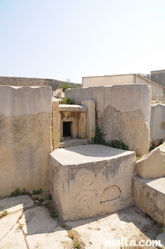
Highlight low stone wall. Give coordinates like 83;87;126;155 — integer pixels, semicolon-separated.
66;85;151;156
150;104;165;141
0;86;52;197
0;76;81;91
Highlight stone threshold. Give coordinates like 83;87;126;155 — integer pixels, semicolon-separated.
59;138;90;148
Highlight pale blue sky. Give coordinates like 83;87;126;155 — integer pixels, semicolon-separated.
0;0;165;83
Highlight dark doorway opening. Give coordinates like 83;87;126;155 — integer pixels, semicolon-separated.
63;121;72;138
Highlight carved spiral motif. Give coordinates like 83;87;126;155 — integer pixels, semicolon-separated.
75;192;97;217
118;159;134;179
76;170;95;190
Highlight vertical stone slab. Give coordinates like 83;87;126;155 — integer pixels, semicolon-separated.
78;112;87;139
150;104;165;141
0;86;52;197
81;100;95;140
52;100;60;149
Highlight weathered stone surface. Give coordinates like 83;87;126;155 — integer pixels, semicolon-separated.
0;222;27;249
158;141;165;158
66;207;158;249
0;200;160;249
81;100;95;140
27;231;72;249
102;105;150;157
0;195;34;213
52;100;60;149
134;176;165;225
0;209;22;241
150;104;165;141
136;147;165;178
0;86;51;116
50;144;136;221
66;85;151;156
0;86;52;197
59;138;89;148
59;104;87;112
20;206;58;235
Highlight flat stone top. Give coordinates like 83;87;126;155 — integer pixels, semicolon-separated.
59;104;87;112
137;177;165;194
50;144;135;165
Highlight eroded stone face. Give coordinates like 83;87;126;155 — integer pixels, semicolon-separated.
150;104;165;141
134;176;165;225
0;113;51;197
136;147;165;178
66;85;151;156
50;144;136;221
101;106;150;156
0;86;52;197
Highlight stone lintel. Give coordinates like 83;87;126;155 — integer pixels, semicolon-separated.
59;104;87;112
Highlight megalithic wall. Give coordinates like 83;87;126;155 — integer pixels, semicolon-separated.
0;86;52;197
66;84;151;156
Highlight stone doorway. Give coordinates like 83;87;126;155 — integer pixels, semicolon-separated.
63;121;72;139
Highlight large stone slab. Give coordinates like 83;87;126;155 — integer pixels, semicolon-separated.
50;144;136;221
0;86;52;197
0;222;27;249
66;206;158;249
134;176;165;225
0;204;161;249
0;195;34;213
20;206;58;235
0;210;22;241
150;104;165;141
27;231;72;249
136;147;165;178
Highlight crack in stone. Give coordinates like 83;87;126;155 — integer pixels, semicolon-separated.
0;210;24;242
0;208;31;249
17;208;31;249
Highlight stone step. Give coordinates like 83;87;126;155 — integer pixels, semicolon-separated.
133;176;165;225
59;138;90;148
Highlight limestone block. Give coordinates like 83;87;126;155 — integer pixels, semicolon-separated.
0;195;34;213
52;100;60;149
0;209;23;241
0;86;52;197
81;100;95;140
27;230;72;249
66;85;151;156
59;104;87;112
50;144;136;221
0;85;52;116
150;104;165;141
158;142;165;161
136;147;165;178
78;112;87;139
0;222;27;249
20;206;58;235
134;176;165;225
